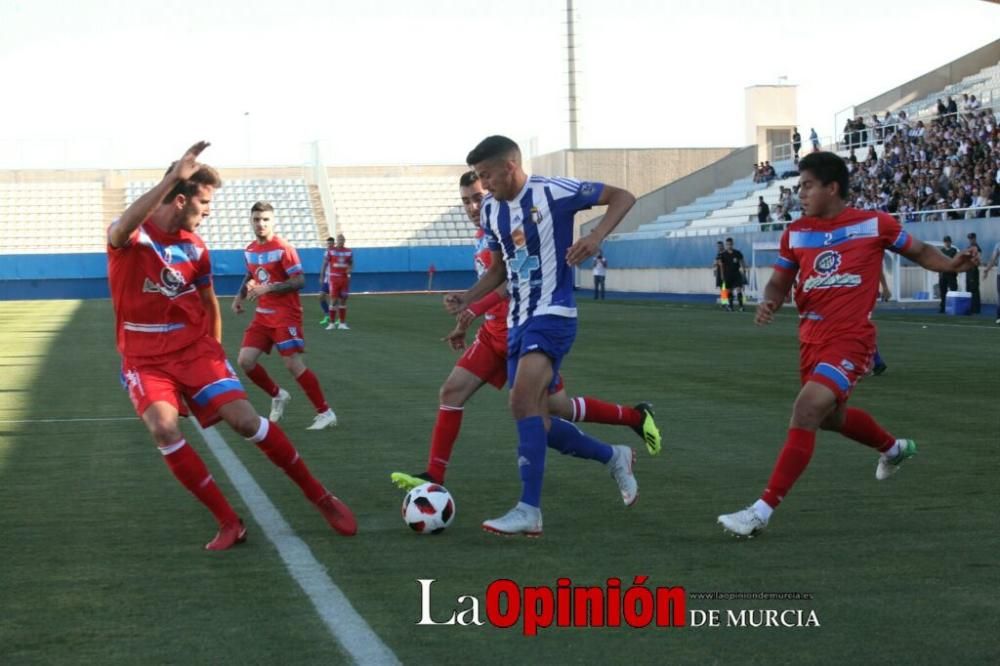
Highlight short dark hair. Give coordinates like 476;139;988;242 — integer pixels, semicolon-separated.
798;151;850;200
466;135;520;166
162;163;222;205
725;237;734;243
251;201;274;213
459;170;480;188
326;236;336;243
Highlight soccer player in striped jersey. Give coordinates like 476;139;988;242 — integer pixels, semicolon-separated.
232;202;338;431
390;170;661;496
717;152;979;537
444;136;643;536
108;142;356;550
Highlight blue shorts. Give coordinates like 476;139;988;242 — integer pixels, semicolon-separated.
320;279;329;294
506;315;577;390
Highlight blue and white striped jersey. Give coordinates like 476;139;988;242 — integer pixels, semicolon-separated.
481;175;604;328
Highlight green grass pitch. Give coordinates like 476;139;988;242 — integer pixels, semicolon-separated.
0;295;997;664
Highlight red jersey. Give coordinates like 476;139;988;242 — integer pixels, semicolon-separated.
244;235;304;327
107;220;213;357
474;228;508;338
774;207;912;345
326;247;353;279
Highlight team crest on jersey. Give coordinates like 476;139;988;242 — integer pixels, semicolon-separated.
813;250;842;275
511;227;526;248
255;267;271;284
143;266;191;298
841;359;855;372
288;326;298;338
529;206;543;224
581;182;595;196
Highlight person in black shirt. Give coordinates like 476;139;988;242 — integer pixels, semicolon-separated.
938;235;959;313
713;240;724;291
965;233;981;314
792;127;802;160
757;196;770;225
721;237;748;312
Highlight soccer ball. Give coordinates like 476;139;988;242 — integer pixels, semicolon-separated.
402;483;456;534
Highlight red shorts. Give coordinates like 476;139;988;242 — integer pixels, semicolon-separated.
241;319;305;356
120;336;247;428
329;277;350;300
456;326;564;393
799;338;873;403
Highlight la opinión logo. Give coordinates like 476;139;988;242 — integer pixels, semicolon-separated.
416;577;686;636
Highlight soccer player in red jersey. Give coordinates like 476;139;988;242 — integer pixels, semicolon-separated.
717;152;979;537
108;142;356;550
389;171;662;493
318;236;335;326
232;202;338;431
321;234;353;330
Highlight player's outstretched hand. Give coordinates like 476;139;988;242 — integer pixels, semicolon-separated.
951;247;981;274
442;326;467;351
232;296;245;315
566;234;600;267
168;141;210;181
444;293;466;315
755;300;778;326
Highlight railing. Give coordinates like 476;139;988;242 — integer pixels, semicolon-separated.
768;101;1000;164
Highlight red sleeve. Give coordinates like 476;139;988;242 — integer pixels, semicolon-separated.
773;228;798;273
194;246;213;289
878;213;912;254
282;242;304;277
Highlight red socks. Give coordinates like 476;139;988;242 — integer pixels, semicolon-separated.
761;428;816;508
426;406;464;483
159;440;239;526
571;396;642;428
338;306;347;324
248;418;327;504
295;368;330;413
246;363;279;398
839;408;895;452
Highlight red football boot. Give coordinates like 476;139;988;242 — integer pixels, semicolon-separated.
316;494;357;536
205;519;247;551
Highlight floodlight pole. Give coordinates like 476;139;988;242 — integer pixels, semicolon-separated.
566;0;579;150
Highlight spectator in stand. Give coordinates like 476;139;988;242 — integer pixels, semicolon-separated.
938;235;959;313
792;127;802;159
965;232;982;314
764;161;776;181
946;96;958;116
968;94;981;111
809;127;820;151
757;196;770;226
753;163;763;183
937;98;948;116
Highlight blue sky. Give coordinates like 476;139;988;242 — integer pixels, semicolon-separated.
0;0;996;168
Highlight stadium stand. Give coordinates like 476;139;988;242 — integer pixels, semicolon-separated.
326;176;471;248
125;178;319;250
0;181;105;253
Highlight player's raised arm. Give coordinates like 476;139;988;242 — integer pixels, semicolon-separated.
108;141;210;248
445;249;505;315
566;184;636;266
900;236;980;274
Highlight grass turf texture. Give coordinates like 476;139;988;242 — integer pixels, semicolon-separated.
0;296;997;664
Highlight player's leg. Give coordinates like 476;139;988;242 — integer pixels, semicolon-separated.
871;345;888;375
319;289;330;326
717;381;837;537
281;352;337;429
337;290;350;329
821;400;914;480
326;282;340;330
550;389;662;455
481;351;551;536
391;366;487;491
238;325;291;421
217;398;356;536
136;395;244;550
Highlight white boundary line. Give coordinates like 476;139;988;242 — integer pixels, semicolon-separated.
194;422;401;666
